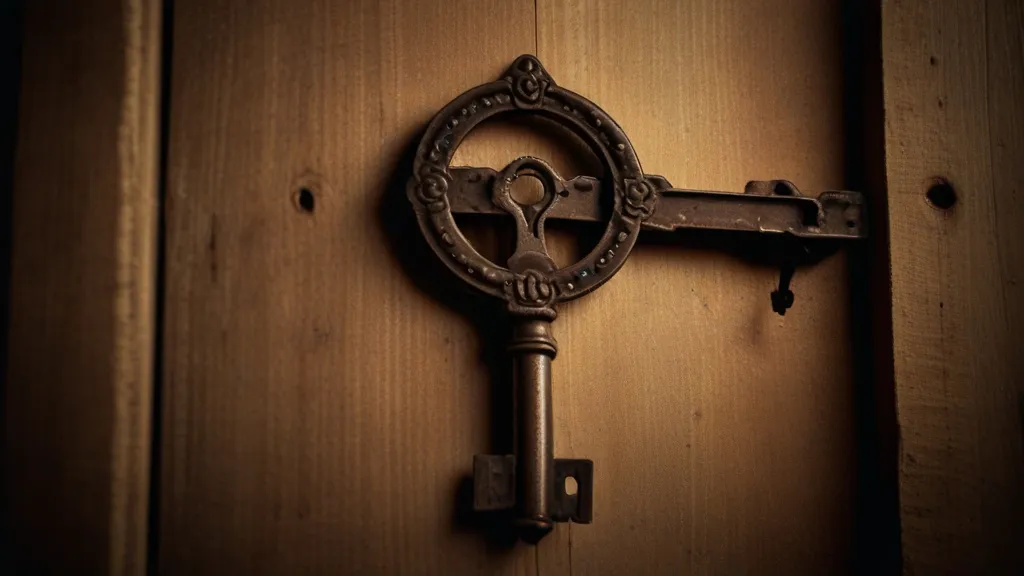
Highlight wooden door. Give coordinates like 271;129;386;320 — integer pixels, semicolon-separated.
11;0;1024;574
158;1;857;573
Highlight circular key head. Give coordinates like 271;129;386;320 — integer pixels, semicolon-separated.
407;55;659;319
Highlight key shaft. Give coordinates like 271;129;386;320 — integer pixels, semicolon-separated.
509;319;557;541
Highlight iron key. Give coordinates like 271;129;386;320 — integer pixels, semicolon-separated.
406;55;866;543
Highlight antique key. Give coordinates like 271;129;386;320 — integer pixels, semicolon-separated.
406;55;866;543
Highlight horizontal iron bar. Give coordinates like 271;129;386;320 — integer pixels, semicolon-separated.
446;167;866;240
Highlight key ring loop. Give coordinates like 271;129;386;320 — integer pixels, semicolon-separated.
407;55;659;318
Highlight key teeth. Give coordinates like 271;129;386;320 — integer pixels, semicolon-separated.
553;458;594;524
472;455;594;529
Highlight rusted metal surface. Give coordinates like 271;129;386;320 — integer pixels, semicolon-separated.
447;169;866;240
471;455;594;527
405;55;868;544
509;319;557;541
552;459;594;524
407;55;645;318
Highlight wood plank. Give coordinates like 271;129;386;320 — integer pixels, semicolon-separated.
160;0;858;573
882;0;1024;572
4;0;161;574
537;1;857;573
158;1;550;573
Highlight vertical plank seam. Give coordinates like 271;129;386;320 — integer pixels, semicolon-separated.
568;522;573;576
533;0;539;54
147;0;176;571
982;0;1012;336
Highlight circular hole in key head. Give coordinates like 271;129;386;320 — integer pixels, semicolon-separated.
509;171;547;206
564;476;578;496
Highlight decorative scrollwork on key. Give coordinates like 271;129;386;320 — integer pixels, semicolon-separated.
623;178;658;220
504;55;551;107
506;270;558;320
414;164;451;213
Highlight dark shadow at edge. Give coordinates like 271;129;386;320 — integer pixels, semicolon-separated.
841;0;902;573
0;0;24;573
146;0;176;572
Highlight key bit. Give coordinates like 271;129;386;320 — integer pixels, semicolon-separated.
405;54;867;543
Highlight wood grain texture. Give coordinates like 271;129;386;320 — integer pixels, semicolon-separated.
538;1;856;573
160;0;857;573
159;2;544;574
4;0;161;574
882;0;1024;573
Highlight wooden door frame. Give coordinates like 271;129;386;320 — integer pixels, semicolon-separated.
3;1;161;574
